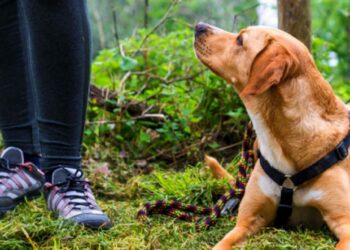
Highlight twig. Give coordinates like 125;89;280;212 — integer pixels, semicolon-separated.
142;105;154;115
112;10;126;58
166;70;206;84
133;114;166;121
232;3;260;31
86;121;117;126
211;141;242;153
132;69;206;84
117;71;132;105
133;0;180;57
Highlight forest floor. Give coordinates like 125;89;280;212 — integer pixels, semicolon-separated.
0;161;336;249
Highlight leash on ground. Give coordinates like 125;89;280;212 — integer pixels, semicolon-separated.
136;122;256;231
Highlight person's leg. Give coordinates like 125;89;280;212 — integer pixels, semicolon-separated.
18;0;91;172
0;0;44;214
0;0;40;158
18;0;111;229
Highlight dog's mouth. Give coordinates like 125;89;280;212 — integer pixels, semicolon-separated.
194;36;214;66
194;38;210;58
194;38;221;77
194;23;213;60
194;22;225;78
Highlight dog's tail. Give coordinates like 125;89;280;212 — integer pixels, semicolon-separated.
204;155;234;187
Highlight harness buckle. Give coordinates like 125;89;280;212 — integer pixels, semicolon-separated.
336;141;348;161
221;198;240;216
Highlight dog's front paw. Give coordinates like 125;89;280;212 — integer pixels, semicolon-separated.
336;236;350;250
212;240;232;250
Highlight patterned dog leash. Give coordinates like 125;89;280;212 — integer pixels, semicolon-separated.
136;122;256;231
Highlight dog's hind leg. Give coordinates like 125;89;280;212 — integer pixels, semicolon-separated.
296;165;350;250
319;203;350;250
204;155;235;187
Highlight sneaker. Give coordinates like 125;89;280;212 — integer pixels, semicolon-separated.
0;147;44;215
44;166;112;229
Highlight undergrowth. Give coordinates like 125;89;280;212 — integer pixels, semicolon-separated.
0;161;336;249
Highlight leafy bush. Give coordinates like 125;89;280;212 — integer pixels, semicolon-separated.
84;28;248;178
312;0;350;100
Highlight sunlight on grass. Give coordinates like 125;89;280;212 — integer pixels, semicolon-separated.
0;162;336;249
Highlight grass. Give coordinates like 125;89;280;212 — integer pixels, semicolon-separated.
0;161;336;250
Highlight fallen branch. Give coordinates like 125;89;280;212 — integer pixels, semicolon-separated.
133;114;166;121
90;84;151;115
89;84;170;122
132;69;206;84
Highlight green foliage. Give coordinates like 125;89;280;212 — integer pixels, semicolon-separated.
312;0;350;99
85;27;248;174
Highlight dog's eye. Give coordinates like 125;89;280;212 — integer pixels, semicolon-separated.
236;35;243;46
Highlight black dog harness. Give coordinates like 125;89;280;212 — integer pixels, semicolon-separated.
258;132;350;226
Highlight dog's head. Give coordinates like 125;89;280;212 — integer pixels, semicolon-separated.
194;23;313;99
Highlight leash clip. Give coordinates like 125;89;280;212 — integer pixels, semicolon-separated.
221;198;240;216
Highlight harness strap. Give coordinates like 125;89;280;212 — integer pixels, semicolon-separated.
259;131;350;226
291;138;350;186
275;187;293;226
259;151;286;186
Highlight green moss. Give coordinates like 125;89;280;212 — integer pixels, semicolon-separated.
0;163;336;249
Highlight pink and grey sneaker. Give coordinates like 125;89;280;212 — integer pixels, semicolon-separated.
44;167;112;229
0;147;44;215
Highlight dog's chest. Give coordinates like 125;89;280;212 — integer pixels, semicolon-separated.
248;110;296;175
258;175;323;204
258;175;324;227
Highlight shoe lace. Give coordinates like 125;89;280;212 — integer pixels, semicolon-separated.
54;169;95;209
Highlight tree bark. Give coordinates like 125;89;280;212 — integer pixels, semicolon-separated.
278;0;311;49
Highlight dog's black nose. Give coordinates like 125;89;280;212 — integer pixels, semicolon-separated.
195;22;208;36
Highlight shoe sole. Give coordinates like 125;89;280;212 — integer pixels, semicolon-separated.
70;214;113;230
78;220;113;230
0;188;42;216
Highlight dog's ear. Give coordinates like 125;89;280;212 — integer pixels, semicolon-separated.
240;42;298;97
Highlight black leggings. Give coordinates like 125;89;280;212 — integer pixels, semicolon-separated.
0;0;91;171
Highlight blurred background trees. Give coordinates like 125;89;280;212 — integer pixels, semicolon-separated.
278;0;311;49
311;0;350;96
86;0;349;92
84;0;350;178
87;0;259;53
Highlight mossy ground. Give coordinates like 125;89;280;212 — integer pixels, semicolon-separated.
0;162;336;250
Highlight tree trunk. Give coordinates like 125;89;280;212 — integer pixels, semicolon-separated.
91;2;106;49
144;0;149;29
278;0;311;50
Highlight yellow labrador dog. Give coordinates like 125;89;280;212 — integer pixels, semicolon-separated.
194;23;350;250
